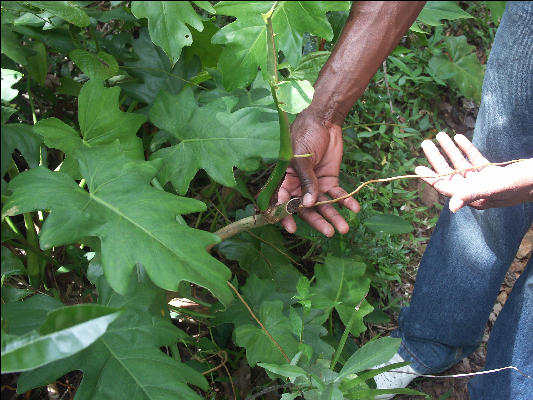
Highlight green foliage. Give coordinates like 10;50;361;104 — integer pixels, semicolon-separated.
3;145;233;304
69;49;119;81
275;79;314;114
235;300;300;366
16;270;208;399
131;1;207;66
339;337;400;378
1;69;24;102
25;1;91;27
429;36;485;102
1;124;42;177
25;41;47;86
212;1;351;89
149;87;279;193
311;257;372;337
416;1;473;27
2;303;121;373
1;1;497;398
364;214;414;235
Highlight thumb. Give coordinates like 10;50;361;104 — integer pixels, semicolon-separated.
449;188;483;213
291;157;318;207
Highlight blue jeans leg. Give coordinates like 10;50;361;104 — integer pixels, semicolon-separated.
468;258;533;399
393;1;533;397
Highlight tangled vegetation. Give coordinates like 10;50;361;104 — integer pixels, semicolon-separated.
1;1;504;399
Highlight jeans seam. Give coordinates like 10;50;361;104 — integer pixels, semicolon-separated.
399;341;433;373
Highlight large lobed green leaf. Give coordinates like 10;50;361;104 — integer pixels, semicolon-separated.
212;1;351;90
310;256;373;337
428;36;485;102
33;80;145;177
2;144;233;305
131;1;210;66
150;87;279;194
234;300;300;366
120;28;201;104
16;271;208;399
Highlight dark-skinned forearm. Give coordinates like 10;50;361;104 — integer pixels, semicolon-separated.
309;1;426;125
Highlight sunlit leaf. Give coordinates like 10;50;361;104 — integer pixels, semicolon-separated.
2;144;233;305
212;1;350;90
150;88;279;193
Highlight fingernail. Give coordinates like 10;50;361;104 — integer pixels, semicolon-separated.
303;193;313;207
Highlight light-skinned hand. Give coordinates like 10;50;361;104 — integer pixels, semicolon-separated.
416;132;533;212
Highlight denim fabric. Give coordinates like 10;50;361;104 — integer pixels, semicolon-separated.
394;2;533;399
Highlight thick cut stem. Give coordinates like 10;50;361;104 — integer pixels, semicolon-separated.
211;160;527;246
208;201;299;251
256;2;293;211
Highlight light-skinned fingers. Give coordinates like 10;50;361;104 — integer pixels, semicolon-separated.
436;132;472;174
315;197;349;234
415;166;455;197
453;134;490;167
421;139;454;174
298;208;335;237
327;186;360;213
449;182;487;212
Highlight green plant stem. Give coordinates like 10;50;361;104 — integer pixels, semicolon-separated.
4;216;22;235
256;160;289;211
330;293;368;371
7;238;60;269
127;100;138;113
7;162;44;286
89;26;100;53
23;213;42;286
27;78;37;124
169;344;181;362
150;177;164;190
208;202;293;250
256;2;293;211
342;122;406;130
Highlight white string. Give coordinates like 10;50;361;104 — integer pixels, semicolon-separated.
380;365;530;379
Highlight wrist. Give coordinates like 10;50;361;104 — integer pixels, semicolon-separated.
305;102;346;127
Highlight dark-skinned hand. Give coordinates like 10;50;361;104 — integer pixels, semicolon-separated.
277;108;360;237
